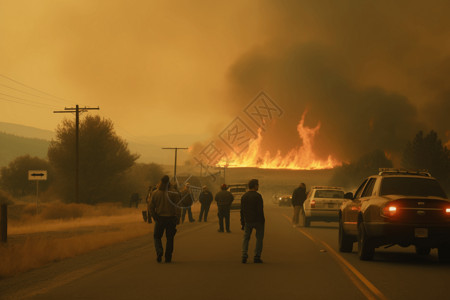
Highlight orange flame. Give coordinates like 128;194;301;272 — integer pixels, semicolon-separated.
218;111;340;170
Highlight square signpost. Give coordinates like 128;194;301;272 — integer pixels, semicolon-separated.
28;170;47;214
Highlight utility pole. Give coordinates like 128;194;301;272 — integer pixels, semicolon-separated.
216;165;228;184
54;105;100;203
162;147;188;181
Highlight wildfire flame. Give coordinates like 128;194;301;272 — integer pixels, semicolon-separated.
217;111;341;170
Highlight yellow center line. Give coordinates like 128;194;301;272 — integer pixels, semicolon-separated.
283;214;387;300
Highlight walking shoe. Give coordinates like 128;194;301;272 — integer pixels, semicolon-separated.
165;257;172;263
241;257;247;264
218;229;224;232
226;230;231;233
254;258;263;263
156;255;162;263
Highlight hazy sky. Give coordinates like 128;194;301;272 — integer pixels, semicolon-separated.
1;1;449;164
0;0;264;139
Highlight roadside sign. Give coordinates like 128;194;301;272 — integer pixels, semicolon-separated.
28;170;47;181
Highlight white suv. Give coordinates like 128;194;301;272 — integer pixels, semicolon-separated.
301;186;345;227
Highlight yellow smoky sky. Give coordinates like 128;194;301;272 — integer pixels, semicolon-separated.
0;0;265;140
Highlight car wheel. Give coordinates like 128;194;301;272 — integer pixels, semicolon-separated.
358;222;374;261
438;245;450;263
339;219;353;252
415;246;431;256
300;210;310;227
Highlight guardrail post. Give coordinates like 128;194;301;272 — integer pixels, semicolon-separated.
0;204;6;243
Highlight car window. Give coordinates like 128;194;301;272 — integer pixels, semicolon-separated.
230;187;246;193
314;190;344;198
380;177;447;198
354;179;368;199
361;178;376;197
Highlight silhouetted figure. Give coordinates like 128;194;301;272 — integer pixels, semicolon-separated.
130;192;141;208
181;183;195;223
198;185;213;222
241;179;265;264
215;184;234;233
291;183;307;227
149;175;181;263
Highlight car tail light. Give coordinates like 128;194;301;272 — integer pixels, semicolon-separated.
311;200;316;208
382;205;397;217
445;207;450;215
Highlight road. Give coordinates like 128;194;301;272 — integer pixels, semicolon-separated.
1;201;450;300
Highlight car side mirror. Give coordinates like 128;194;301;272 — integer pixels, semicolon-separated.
344;192;353;200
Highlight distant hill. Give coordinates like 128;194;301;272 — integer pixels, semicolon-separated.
0;122;54;140
0;122;204;166
0;132;49;167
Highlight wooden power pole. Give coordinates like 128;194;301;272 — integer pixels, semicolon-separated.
54;105;99;203
162;147;188;181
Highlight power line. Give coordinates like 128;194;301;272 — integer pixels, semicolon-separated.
0;82;66;106
0;74;70;105
0;91;59;109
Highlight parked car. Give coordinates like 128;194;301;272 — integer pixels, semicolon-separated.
278;195;292;206
228;184;247;210
301;186;345;227
338;168;450;262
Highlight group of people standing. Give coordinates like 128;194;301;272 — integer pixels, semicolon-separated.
147;175;265;264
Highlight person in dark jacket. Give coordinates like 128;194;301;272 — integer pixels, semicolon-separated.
215;183;234;233
240;179;265;264
149;175;181;263
198;185;213;222
291;183;307;227
180;183;195;223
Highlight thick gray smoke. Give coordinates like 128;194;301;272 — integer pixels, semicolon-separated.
224;1;450;164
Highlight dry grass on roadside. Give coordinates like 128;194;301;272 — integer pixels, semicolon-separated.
0;201;152;278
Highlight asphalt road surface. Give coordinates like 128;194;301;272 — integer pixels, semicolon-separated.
1;202;450;300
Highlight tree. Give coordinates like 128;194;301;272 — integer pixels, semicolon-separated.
48;115;139;204
120;162;165;206
402;130;450;191
329;150;393;189
0;155;52;197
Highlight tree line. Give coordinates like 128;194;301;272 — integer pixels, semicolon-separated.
1;115;449;202
330;130;450;193
0;115;164;205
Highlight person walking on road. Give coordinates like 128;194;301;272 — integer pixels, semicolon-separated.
149;175;181;263
198;185;213;222
291;183;307;227
180;183;195;223
215;183;234;233
240;179;265;264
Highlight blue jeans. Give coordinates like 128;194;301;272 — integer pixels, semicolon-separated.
242;222;265;259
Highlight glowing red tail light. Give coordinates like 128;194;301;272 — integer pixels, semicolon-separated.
311;200;316;208
382;205;397;217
